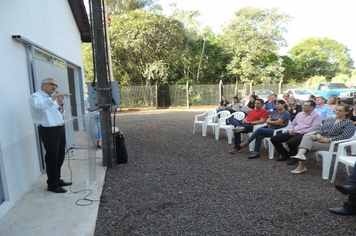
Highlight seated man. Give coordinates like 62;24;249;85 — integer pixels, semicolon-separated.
270;100;322;164
314;96;334;123
329;162;356;215
265;93;277;115
228;99;269;154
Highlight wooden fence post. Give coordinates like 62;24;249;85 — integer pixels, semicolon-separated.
219;80;222;100
186;80;190;109
156;81;158;109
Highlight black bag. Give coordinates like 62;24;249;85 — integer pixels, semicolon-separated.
114;131;128;164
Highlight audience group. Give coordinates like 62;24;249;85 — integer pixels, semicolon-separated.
215;93;356;215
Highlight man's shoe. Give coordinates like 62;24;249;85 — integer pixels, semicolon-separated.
58;179;72;186
277;155;289;161
229;147;242;154
287;159;298;165
248;154;260;159
290;155;306;161
329;207;356;215
335;185;356;195
48;185;67;193
232;126;245;133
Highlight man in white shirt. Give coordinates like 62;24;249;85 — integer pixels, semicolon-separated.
28;78;70;193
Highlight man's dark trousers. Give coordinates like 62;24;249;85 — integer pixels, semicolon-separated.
39;125;66;187
228;117;253;148
270;132;304;157
344;162;356;213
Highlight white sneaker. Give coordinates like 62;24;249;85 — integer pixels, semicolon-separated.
290;155;306;161
232;126;245;133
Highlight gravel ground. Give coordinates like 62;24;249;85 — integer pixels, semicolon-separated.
94;110;356;235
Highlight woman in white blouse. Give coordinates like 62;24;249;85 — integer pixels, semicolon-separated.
290;104;355;174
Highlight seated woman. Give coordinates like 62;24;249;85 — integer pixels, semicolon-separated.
287;97;302;121
225;96;243;113
240;100;290;159
216;96;229;113
326;95;338;113
283;93;290;104
241;95;258;114
291;104;356;174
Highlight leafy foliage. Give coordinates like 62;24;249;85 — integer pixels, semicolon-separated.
81;5;355;89
280;55;301;83
109;9;189;87
221;7;292;84
288;37;355;79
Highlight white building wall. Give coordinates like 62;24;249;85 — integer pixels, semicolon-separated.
0;0;86;218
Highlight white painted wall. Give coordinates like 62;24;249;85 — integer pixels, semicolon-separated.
0;0;86;218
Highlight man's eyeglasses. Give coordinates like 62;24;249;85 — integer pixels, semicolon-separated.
46;83;59;88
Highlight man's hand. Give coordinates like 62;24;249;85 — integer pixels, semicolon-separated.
289;130;298;136
241;119;247;124
52;93;70;101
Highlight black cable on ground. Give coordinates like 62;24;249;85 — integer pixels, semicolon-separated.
65;145;100;206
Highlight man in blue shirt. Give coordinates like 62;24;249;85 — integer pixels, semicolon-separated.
265;93;277;115
314;96;334;123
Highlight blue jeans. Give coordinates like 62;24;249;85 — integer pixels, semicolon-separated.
344;162;356;213
245;128;275;155
228;117;253;148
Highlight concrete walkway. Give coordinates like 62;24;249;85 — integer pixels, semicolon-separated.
0;148;106;236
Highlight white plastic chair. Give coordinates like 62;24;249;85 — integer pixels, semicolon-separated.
247;123;268;152
263;121;291;159
330;140;356;183
315;132;356;180
216;112;245;143
203;110;230;136
193;110;216;135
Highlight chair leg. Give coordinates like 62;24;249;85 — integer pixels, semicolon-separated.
202;124;207;136
331;159;340;183
249;140;255;152
322;155;332;180
268;141;274;159
345;164;350;176
215;128;220;140
227;129;232;144
315;152;320;161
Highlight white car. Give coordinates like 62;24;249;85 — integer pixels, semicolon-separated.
284;89;316;104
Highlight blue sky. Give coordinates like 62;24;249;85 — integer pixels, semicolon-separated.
158;0;356;66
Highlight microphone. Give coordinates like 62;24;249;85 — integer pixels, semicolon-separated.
55;91;64;107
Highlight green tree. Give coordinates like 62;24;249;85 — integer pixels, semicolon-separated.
288;37;354;79
82;43;94;83
109;9;189;87
280;55;301;83
105;0;162;14
221;7;292;84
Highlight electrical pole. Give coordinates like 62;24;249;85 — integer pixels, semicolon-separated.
91;0;115;167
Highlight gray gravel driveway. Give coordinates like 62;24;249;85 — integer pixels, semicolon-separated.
95;110;356;235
